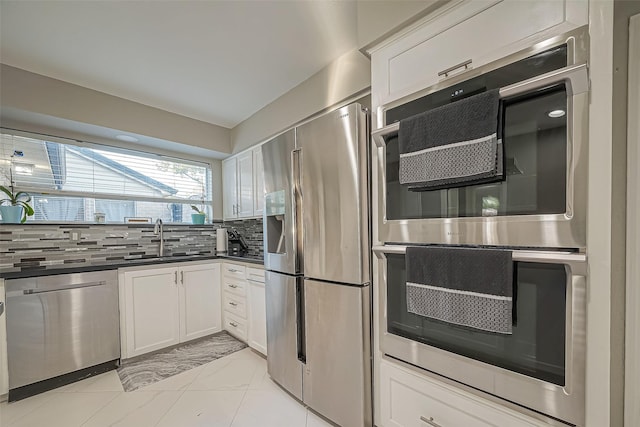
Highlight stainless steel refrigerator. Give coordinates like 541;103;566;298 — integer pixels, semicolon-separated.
262;103;371;427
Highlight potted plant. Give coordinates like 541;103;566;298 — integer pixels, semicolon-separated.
1;154;35;223
190;204;206;224
0;185;34;223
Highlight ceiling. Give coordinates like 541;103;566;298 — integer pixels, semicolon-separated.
0;1;359;129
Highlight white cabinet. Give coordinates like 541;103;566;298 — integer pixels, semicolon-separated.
121;263;221;359
247;268;267;356
122;266;181;358
222;145;265;220
369;0;588;111
0;279;7;397
223;157;238;219
180;264;222;342
237;151;254;217
252;146;264;217
379;360;546;427
222;263;248;341
222;262;266;355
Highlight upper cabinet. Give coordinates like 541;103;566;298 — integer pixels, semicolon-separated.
237;151;254;218
223;146;264;220
223;157;238;219
252;146;264;217
368;0;588;118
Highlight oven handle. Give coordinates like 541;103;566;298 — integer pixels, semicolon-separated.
372;245;587;275
371;63;589;148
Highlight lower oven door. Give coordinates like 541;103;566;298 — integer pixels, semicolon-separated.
374;245;587;426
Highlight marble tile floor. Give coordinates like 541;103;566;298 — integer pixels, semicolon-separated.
0;348;334;427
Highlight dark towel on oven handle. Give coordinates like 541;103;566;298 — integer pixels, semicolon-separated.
405;246;514;334
398;89;503;190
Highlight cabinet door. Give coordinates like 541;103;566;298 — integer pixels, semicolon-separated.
223;157;238;220
123;267;180;358
247;279;267;355
0;280;7;396
252;146;264;217
179;264;221;342
237;150;254;218
371;0;588;107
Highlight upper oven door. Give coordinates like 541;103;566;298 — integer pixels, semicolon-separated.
371;27;589;249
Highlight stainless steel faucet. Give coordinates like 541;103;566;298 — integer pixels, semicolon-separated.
154;218;164;257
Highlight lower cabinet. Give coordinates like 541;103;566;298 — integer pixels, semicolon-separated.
222;262;267;356
121;263;221;359
0;279;7;397
379;360;546;427
180;264;223;342
247;268;267;356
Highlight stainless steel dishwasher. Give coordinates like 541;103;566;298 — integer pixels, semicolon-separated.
6;270;120;398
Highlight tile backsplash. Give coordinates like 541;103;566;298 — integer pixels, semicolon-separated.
224;218;264;258
0;219;264;274
0;223;219;274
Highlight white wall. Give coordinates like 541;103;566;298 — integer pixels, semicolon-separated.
356;0;446;49
230;49;371;153
585;0;633;425
625;13;640;427
0;64;231;155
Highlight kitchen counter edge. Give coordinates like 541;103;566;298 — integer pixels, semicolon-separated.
0;255;264;279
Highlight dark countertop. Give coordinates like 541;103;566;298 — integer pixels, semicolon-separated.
221;255;264;266
0;254;263;279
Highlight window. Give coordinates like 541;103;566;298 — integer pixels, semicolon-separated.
1;131;213;223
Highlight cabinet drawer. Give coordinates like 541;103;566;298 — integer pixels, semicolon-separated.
222;278;246;297
223;292;247;319
224;312;247;341
246;267;265;283
223;263;246;280
380;360;544;427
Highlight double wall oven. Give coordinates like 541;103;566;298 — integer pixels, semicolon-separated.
372;27;589;425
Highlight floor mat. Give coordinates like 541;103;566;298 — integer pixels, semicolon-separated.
117;331;247;392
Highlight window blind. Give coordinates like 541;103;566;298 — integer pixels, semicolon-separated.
1;131;213;223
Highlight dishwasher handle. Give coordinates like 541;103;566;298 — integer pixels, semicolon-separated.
20;281;107;295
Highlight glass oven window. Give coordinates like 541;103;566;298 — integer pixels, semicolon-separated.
386;254;567;386
385;46;569;220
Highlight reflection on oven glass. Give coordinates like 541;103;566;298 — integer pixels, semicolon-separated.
386;88;567;220
386;254;566;385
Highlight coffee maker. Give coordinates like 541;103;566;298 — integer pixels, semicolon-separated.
227;228;249;256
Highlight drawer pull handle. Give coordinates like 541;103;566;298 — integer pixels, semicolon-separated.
228;284;239;289
229;301;238;307
420;416;442;427
230;321;238;327
228;268;240;273
437;59;472;77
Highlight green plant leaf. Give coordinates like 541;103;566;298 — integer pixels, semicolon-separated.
19;201;35;216
0;185;13;200
15;192;31;203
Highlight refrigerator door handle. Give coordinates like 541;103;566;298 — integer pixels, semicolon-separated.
296;278;306;363
291;148;303;272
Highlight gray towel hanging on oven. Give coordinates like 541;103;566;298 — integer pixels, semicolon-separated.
398;89;503;190
405;246;513;334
